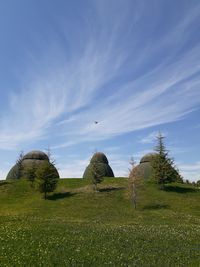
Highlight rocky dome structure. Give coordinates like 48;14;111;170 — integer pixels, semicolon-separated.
133;153;157;180
23;151;49;161
6;150;59;180
83;152;114;179
140;153;157;164
133;152;182;182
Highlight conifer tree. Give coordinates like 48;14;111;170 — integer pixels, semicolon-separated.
25;162;36;186
15;151;24;179
152;132;181;188
35;161;58;199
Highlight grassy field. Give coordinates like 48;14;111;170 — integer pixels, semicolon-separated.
0;178;200;266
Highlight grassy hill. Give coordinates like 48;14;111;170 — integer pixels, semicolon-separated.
0;178;200;266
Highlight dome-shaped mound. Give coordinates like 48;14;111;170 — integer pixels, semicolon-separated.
23;150;49;161
131;152;182;182
83;152;114;179
6;150;59;180
6;165;20;180
130;152;157;181
133;162;154;180
90;152;108;164
140;153;157;163
83;163;114;179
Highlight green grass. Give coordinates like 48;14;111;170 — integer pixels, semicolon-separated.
0;178;200;266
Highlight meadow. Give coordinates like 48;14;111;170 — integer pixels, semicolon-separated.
0;178;200;266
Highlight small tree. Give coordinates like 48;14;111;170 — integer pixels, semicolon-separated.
192;181;196;187
45;146;59;177
128;156;135;174
196;180;200;187
24;162;36;186
91;162;103;191
35;162;58;199
129;157;143;209
152;132;181;188
15;151;24;179
46;147;56;166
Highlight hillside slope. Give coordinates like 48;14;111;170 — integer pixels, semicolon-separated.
0;178;200;266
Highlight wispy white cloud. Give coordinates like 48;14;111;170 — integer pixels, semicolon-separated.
56;60;200;148
0;21;129;150
139;132;158;144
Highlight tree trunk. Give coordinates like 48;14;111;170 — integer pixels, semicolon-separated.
130;183;137;209
93;183;97;192
132;192;137;209
159;180;165;190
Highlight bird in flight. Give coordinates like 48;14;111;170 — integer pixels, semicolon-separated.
94;121;99;124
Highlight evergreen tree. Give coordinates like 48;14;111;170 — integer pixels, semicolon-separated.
24;162;36;185
15;151;24;179
152;132;181;188
35;161;58;199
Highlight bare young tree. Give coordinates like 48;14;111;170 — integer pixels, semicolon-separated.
129;157;143;209
46;146;57;166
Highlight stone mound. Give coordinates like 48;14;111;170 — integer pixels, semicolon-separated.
83;152;114;179
6;150;59;180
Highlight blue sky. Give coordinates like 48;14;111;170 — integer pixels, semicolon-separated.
0;0;200;181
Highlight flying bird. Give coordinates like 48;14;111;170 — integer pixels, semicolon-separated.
94;121;99;124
